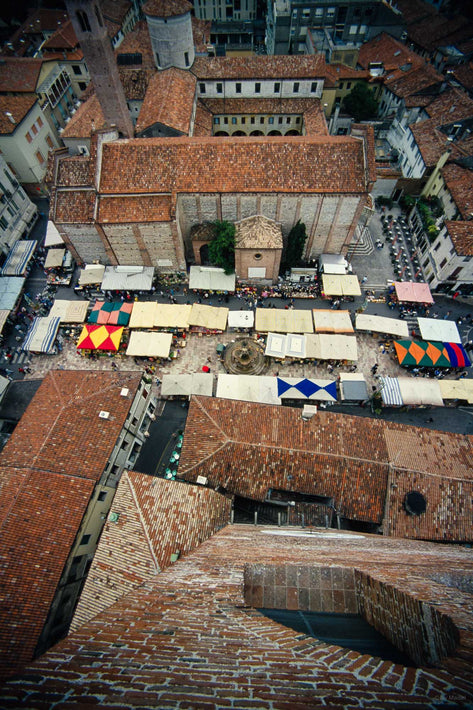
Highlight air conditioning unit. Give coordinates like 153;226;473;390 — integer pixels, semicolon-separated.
99;410;110;419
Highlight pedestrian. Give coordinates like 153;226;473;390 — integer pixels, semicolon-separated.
371;363;378;375
361;276;368;284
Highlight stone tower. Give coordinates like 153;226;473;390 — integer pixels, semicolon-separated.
143;0;195;71
65;0;134;138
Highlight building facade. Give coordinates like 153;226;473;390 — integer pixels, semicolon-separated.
0;155;38;256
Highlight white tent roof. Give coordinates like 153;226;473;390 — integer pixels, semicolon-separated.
439;379;473;404
189;303;228;331
265;332;287;358
255;308;314;333
398;377;444;407
0;277;25;310
22;316;61;353
313;309;353;333
188;265;236;292
101;266;154;291
339;372;369;401
306;334;358;361
49;299;88;323
286;333;306;358
417;317;461;344
44;220;64;247
44;248;65;269
126;331;173;358
1;240;36;276
161;373;213;397
356;314;409;338
128;301;157;328
0;310;9;334
216;374;280;405
78;264;105;286
154;304;192;329
321;274;361;296
265;333;307;359
379;376;403;406
227;310;254;328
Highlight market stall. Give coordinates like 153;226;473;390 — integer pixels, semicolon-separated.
393;340;467;368
440;379;473;404
355;313;409;338
189;303;228;333
49;299;88;323
126;331;173;358
0;276;25;311
0;310;9;336
393;281;434;305
265;332;307;359
398;377;444;407
88;301;133;326
306;334;358;361
154;304;192;330
417;317;461;344
321;274;361;297
216;374;280;405
255;308;314;333
313;309;353;333
277;377;337;401
101;265;155;292
188;265;235;292
128;301;157;328
227;310;254;330
161;373;213;398
44;248;65;270
44;220;64;247
339;373;369;402
78;264;105;287
22;316;61;353
1;240;36;276
378;376;403;406
77;324;124;352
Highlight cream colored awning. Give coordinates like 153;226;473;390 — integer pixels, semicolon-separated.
306;334;358;361
255;308;314;333
44;248;65;269
154;304;192;329
189;304;228;331
439;379;473;404
128;302;157;328
126;331;173;358
322;274;361;296
356;314;409;338
49;299;89;323
313;309;353;333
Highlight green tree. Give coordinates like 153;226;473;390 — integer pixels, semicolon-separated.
208;220;235;274
342;83;379;121
281;220;307;273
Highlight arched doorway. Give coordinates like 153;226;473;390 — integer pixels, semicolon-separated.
250;130;264;136
214;131;229;136
199;243;210;265
285;129;300;136
268;130;282;136
232;130;245;136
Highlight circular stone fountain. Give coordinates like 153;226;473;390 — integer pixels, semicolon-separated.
223;337;269;375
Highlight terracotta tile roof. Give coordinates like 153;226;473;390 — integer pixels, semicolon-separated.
192;17;212;54
114;20;155;69
3;525;473;706
410;119;447;167
55;189;96;223
193;100;213;135
178;397;473;541
99;135;370;195
143;0;193;17
42;18;78;50
406;12;473;54
62;93;106;139
71;473;231;631
0;369;143;681
0;57;43;93
453;62;473;91
135;68;196;134
441;163;473;219
192;54;329;80
57;156;93;186
385;64;444;101
198;97;329;135
21;8;69;34
423;86;473;124
235;215;283;249
119;66;153;101
98;194;173;222
0;94;36;134
445;220;473;256
358;33;424;78
101;0;132;25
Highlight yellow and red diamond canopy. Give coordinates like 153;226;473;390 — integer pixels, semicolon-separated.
77;324;123;351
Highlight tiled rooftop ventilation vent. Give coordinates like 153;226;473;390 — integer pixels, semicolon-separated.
404;490;427;516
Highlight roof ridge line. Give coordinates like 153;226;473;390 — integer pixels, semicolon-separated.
126;471;161;573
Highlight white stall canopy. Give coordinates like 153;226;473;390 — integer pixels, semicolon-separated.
216;374;280;405
154;304;192;329
0;277;25;310
189;304;228;331
101;266;155;291
306;334;358;361
126;331;173;358
44;248;65;269
356;314;409;338
227;310;254;329
44;220;64;247
440;379;473;404
49;299;88;323
161;373;213;398
188;265;235;292
321;274;361;297
255;308;314;333
417;317;461;344
128;302;157;328
398;377;444;407
313;309;353;333
265;332;306;359
78;264;105;286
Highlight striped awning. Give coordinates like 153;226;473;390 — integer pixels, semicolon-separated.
379;376;403;406
22;316;61;353
1;240;36;276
